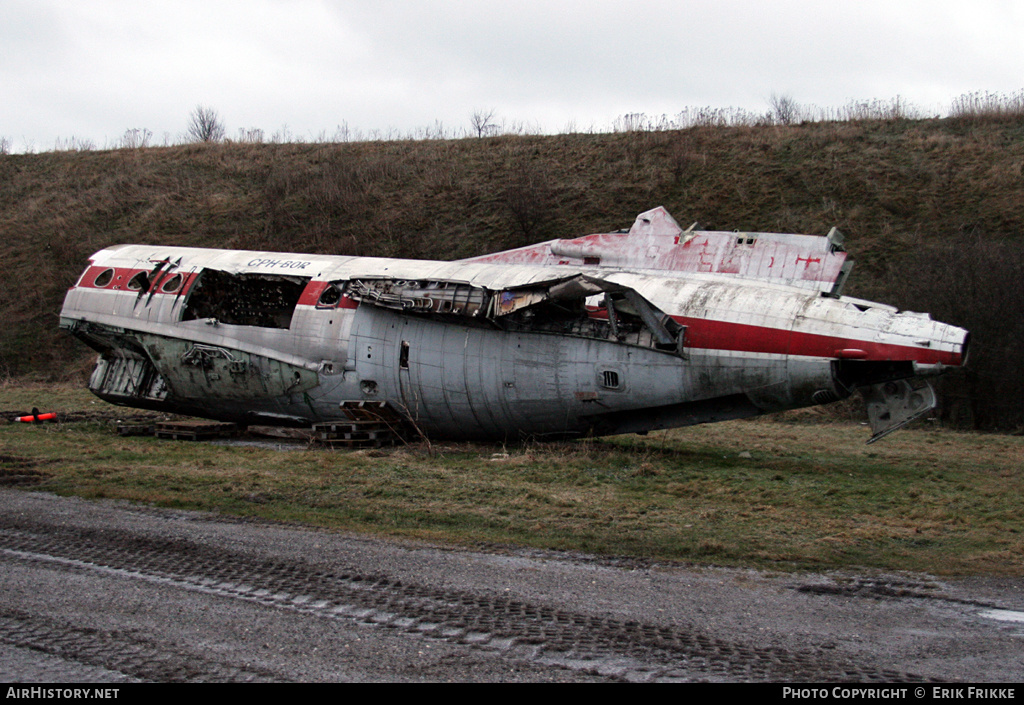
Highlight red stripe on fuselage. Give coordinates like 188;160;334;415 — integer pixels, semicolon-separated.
673;316;961;365
74;265;196;295
296;281;359;309
297;281;331;306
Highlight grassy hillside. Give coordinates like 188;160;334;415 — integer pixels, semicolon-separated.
3;115;1022;426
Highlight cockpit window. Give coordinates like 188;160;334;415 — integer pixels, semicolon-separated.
181;269;310;328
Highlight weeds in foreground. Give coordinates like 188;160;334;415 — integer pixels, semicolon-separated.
3;386;1022;576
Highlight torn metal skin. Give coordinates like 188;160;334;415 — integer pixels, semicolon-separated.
60;207;968;442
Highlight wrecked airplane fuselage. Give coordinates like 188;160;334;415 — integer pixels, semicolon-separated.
60;207;968;442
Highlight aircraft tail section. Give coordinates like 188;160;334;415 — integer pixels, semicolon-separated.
461;206;852;295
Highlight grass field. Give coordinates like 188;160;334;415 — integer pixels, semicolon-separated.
2;383;1022;576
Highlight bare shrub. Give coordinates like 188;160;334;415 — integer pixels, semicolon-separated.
0;136;9;154
950;90;1024;122
53;136;96;152
270;124;292;144
333;122;356;143
769;92;801;125
605;95;940;134
120;128;152;149
503;156;557;245
830;96;922;122
187;105;226;143
669;134;704;183
236;127;264;143
500;119;528;136
614;113;648;132
611;109;760;132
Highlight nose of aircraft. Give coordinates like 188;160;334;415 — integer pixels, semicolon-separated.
945;327;970;368
909;317;970;373
836;311;969;443
836;305;968;371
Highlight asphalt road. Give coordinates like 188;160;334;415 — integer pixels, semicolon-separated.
1;489;1022;683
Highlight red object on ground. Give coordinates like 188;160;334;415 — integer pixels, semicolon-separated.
16;410;57;423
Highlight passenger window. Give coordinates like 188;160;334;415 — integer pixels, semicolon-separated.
127;271;149;291
161;274;183;293
317;285;342;307
93;269;114;287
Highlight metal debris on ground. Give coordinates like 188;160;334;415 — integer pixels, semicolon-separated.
247;425;317;441
154;420;240;441
116;423;156;437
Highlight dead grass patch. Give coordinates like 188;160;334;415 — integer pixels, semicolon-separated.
4;386;1023;575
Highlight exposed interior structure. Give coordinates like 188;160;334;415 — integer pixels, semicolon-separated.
343;275;686;355
182;270;310;328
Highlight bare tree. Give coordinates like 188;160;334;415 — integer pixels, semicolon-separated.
470;108;498;138
769;92;801;125
187;105;226;143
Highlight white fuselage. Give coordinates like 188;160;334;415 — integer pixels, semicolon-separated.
60;241;967;441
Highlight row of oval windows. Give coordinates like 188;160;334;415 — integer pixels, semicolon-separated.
92;268;183;293
91;269;348;308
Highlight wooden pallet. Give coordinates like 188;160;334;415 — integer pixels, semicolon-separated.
313;401;410;448
154;420;240;441
338;400;408;425
313;419;400;448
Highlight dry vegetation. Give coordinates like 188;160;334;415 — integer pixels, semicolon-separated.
2;384;1023;575
2;104;1023;428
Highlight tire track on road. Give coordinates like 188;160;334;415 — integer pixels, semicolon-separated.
0;516;941;682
